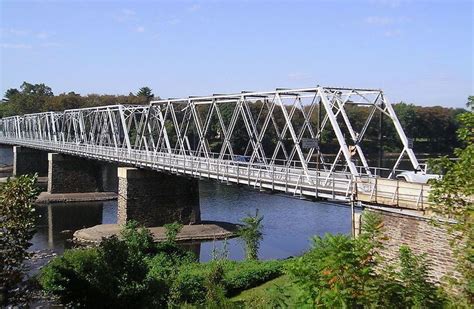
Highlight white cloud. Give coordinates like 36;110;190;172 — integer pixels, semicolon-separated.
0;28;30;37
169;18;181;25
40;42;62;48
36;31;52;39
368;0;405;8
136;26;145;33
188;4;201;12
1;43;32;49
384;29;402;37
364;16;411;26
114;9;137;22
365;16;394;25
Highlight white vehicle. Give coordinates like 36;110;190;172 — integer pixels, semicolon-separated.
396;171;441;184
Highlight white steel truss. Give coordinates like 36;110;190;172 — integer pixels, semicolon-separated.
0;86;422;201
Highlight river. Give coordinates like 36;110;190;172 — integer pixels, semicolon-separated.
0;146;351;261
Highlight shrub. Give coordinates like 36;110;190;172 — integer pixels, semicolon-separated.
169;263;208;305
223;260;284;295
284;211;446;308
163;222;183;243
38;248;107;307
0;174;39;304
236;210;264;260
169;260;284;305
39;222;168;308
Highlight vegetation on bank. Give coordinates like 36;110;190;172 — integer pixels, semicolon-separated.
0;174;39;305
429;111;474;305
39;221;282;308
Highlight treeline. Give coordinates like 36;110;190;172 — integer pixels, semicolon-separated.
1;82;469;155
0;82;155;116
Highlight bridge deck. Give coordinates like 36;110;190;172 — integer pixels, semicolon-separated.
1;138;354;201
0;138;432;211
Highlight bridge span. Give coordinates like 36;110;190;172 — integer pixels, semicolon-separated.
0;86;430;209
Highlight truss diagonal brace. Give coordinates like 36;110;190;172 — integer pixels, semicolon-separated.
318;87;359;177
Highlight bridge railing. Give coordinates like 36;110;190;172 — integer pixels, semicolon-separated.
0;137;355;201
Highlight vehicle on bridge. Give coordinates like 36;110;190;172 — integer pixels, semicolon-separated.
395;171;441;184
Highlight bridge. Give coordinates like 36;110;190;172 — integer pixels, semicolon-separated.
0;86;431;213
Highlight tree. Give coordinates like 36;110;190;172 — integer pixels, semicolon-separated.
3;88;20;101
0;175;39;305
236;210;264;260
467;96;473;111
136;87;154;101
429;110;474;305
2;82;54;115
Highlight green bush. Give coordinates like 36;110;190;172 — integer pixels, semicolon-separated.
168;260;284;305
285;212;446;308
169;263;209;305
39;222;168;308
39;221;284;307
0;174;39;304
223;260;283;295
39;248;108;307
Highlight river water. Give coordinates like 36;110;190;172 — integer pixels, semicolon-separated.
0;146;351;261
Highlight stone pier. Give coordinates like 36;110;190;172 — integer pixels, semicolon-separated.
13;146;49;176
48;153;105;194
117;167;201;227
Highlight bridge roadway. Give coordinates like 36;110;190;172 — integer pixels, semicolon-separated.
0;137;431;211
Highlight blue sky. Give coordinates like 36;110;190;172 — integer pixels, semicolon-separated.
1;0;472;107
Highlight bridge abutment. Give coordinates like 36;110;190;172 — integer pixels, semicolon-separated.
13;146;49;176
356;208;460;284
117;167;201;227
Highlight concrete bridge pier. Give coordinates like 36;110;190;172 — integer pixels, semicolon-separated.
47;153;118;194
117;167;201;227
13;146;49;176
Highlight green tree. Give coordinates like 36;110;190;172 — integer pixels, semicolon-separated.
236;210;264;260
429;110;474;305
3;88;20;101
467;96;474;111
2;82;54;115
0;175;39;305
136;86;154;101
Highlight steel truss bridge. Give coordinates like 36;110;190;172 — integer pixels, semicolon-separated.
0;86;428;206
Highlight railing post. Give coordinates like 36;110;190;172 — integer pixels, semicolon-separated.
272;164;275;192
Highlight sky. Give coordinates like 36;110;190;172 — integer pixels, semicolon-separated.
0;0;472;108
